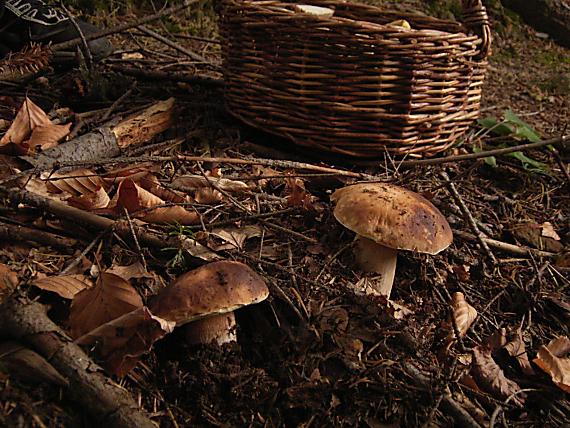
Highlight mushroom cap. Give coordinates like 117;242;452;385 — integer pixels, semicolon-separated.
150;261;269;326
331;183;452;255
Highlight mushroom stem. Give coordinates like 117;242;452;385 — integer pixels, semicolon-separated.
185;312;237;346
354;237;398;298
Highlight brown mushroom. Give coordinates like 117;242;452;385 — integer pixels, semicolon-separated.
150;261;269;346
331;183;452;298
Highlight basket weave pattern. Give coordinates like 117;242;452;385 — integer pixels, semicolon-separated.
220;0;492;157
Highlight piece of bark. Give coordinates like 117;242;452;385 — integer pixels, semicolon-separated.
0;297;155;428
23;98;175;169
502;0;570;47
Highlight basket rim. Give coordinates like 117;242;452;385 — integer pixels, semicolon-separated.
225;0;475;39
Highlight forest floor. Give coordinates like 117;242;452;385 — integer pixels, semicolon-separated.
0;1;568;427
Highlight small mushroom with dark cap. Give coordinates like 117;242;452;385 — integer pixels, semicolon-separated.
150;261;269;346
331;183;452;298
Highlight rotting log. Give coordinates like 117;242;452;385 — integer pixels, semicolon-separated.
0;297;155;428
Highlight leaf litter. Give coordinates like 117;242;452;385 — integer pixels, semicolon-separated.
0;5;568;427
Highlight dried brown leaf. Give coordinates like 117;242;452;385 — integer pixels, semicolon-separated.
0;97;69;154
138;174;187;203
102;163;157;185
0;263;18;304
26;122;71;152
0;97;51;146
504;329;534;376
540;222;560;241
69;272;143;338
511;222;564;253
471;346;525;406
75;307;175;377
33;274;93;299
0;341;68;386
210;225;263;250
106;261;154;281
285;177;315;211
194;188;225;204
441;292;477;352
43;168;106;196
67;186;110;210
533;336;570;393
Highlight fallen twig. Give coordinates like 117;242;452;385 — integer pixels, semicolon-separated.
106;64;223;86
0;220;78;249
0;297;155;428
137;25;210;64
441;171;497;264
454;230;556;258
395;135;569;167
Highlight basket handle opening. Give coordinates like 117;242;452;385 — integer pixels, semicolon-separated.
461;0;492;59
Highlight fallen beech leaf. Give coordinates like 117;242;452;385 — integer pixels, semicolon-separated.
67;186;110;210
533;336;570;393
540;222;560;241
172;175;250;192
26;122;71;152
69;272;143;338
442;292;477;352
0;263;18;303
504;329;534;376
75;306;175;377
43;168;106;196
285;177;315;211
117;178;199;225
25;177;67;201
210;225;263;250
511;222;564;253
0;97;70;154
139;205;200;225
194;187;225;204
471;346;525;406
0;341;68;386
139;174;187;204
33;274;92;299
106;261;154;281
178;236;223;261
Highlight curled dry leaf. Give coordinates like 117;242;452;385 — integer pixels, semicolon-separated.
43;168;106;196
0;97;70;154
117;178;199;225
194;187;225;204
0;341;68;386
285;177;315;211
209;225;263;250
67;186;110;210
540;222;560;241
106;261;155;281
138;174;187;204
504;329;534;376
442;292;477;352
533;336;570;393
69;272;143;338
75;306;175;377
103;163;158;185
471;346;525;406
33;274;93;299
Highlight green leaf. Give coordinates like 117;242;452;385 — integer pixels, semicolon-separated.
506;151;548;171
478;117;514;136
472;146;497;167
503;110;541;143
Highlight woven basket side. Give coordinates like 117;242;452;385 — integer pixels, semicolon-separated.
221;0;490;157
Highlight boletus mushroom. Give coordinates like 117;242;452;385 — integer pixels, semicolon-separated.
331;183;452;298
150;261;269;346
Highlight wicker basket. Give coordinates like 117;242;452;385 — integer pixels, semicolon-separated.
220;0;492;157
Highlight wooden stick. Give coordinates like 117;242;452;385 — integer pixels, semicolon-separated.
0;298;155;428
454;230;556;258
0;221;78;249
441;171;497;264
137;25;209;63
397;135;569;167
